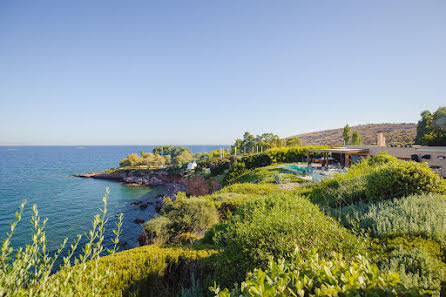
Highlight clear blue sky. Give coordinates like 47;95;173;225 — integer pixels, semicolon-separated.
0;1;445;145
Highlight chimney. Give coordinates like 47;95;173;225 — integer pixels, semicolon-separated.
377;133;386;147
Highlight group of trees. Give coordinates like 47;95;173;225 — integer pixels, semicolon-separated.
415;106;446;146
232;132;301;155
152;146;195;167
343;124;362;145
119;146;194;168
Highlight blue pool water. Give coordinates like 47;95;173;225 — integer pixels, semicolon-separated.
0;145;226;257
284;164;313;174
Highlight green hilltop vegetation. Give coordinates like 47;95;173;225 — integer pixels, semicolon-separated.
1;109;446;296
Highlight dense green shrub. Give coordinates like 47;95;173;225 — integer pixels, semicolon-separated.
212;249;428;297
224;161;247;183
369;235;444;262
369;235;446;296
98;245;217;297
162;195;220;233
209;192;253;220
201;223;228;245
144;194;219;244
365;161;446;201
311;155;446;207
377;246;446;296
196;157;232;176
329;193;446;246
212;194;364;286
366;153;399;166
310;172;368;207
143;216;173;244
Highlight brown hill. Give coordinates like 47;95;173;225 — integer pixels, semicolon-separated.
289;123;417;146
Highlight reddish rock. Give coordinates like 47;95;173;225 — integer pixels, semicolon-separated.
138;232;150;246
139;202;148;209
134;218;145;224
130;200;142;206
185;175;221;196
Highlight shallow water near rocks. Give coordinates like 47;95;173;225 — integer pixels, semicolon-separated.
0;145;224;258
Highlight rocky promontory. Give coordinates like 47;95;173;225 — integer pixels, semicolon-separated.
71;169;221;198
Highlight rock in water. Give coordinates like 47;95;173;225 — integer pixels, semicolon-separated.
134;218;145;224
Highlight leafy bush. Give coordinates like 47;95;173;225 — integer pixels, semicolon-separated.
377;246;446;296
201;223;228;245
162;195;219;234
0;189;123;297
224;161;247;183
212;248;427;297
367;153;399;166
365;161;446;201
369;235;444;262
196;157;232;176
144;194;219;244
213;194;364;286
172;232;202;245
209;192;254;220
310;172;368;207
328;193;446;246
311;155;446;207
99;245;217;297
143;216;173;244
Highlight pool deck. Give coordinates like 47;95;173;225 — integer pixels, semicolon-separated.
281;163;346;182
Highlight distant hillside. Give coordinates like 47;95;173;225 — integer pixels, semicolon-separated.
289;123;417;146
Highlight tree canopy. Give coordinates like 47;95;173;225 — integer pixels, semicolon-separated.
343;124;351;144
415;106;446;146
231;132;301;155
351;131;362;145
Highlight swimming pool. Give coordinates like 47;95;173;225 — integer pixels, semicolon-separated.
282;164;347;182
282;164;314;175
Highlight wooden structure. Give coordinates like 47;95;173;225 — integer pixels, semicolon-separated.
307;148;369;169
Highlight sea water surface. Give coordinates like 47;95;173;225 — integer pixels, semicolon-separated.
0;145;226;257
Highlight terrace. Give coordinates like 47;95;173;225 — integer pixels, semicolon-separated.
282;148;370;182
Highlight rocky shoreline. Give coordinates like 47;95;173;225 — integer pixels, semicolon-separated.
72;168;222;247
71;169;221;204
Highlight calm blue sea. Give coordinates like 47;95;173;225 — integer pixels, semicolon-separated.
0;145;227;258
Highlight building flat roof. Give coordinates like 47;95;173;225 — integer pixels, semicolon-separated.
309;148;369;154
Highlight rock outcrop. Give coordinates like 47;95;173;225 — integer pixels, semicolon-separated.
185;176;221;196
